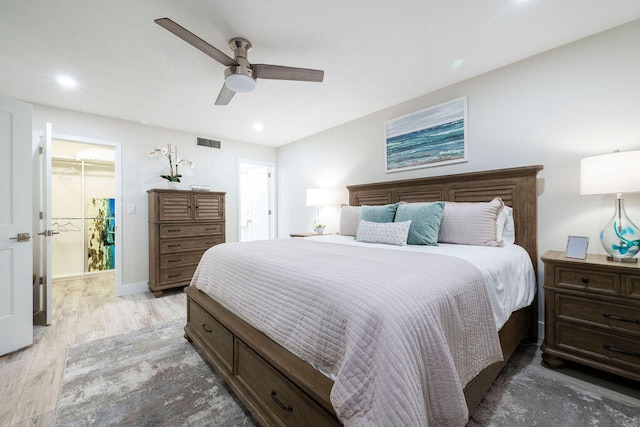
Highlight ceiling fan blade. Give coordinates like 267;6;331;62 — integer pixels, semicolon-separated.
252;64;324;82
154;18;237;67
215;83;236;105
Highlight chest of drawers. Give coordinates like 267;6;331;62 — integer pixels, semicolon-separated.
541;250;640;381
148;189;226;297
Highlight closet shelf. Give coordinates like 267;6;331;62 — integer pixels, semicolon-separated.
52;217;115;220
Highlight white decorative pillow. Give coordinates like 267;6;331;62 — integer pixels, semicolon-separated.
338;205;361;236
438;197;505;246
497;205;515;244
356;219;411;246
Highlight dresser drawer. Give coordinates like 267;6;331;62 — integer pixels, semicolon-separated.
160;251;205;269
188;300;234;374
160;236;224;254
160;265;198;285
236;340;339;427
556;294;640;336
555;267;620;295
160;223;224;238
556;323;640;372
627;275;640;301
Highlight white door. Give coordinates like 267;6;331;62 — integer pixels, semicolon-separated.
33;123;53;325
238;160;276;242
0;95;33;356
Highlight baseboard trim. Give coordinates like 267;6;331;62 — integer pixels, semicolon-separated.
538;320;544;341
116;281;149;297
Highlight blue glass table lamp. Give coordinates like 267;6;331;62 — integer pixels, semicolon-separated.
580;150;640;263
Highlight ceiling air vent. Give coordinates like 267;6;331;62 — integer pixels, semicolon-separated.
196;137;221;149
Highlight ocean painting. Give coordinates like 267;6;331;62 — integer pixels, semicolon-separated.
385;97;468;172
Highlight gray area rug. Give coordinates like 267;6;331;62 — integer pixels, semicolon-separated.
469;362;640;427
57;319;640;426
56;319;257;427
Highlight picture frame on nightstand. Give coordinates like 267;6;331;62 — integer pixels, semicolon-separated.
565;235;589;259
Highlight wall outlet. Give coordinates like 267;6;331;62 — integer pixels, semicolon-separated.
127;204;136;214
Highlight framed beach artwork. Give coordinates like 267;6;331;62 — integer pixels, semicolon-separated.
385;97;468;172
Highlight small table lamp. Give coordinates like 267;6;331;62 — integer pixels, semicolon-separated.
580;150;640;263
306;188;330;232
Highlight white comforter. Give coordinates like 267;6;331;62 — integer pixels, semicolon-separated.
191;238;531;426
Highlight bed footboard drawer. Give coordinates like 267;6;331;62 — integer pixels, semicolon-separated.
235;340;340;427
188;300;234;374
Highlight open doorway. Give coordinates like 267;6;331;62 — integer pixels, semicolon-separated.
51;138;119;288
238;160;276;241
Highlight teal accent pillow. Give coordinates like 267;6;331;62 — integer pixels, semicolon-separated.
394;202;445;245
360;203;399;223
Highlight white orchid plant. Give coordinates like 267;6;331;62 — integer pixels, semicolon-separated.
149;143;194;182
313;221;326;232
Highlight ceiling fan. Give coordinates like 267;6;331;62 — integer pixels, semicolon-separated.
154;18;325;105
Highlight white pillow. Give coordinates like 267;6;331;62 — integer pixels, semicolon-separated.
438;197;505;247
356;219;411;246
497;205;515;244
338;205;361;236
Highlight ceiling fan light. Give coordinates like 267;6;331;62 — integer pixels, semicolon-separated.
225;73;256;92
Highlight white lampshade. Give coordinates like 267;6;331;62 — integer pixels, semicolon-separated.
225;73;256;93
306;188;331;207
580;150;640;195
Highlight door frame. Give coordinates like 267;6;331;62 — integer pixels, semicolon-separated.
34;130;123;296
237;159;277;241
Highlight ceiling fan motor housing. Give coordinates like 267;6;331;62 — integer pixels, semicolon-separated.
224;37;256;92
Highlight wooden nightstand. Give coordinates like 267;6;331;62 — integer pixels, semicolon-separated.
289;232;323;238
541;250;640;381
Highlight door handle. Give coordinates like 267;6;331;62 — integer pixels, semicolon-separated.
37;230;60;237
10;233;31;242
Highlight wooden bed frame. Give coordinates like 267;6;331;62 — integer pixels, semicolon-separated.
184;165;543;426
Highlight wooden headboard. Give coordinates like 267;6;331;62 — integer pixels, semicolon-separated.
347;165;543;269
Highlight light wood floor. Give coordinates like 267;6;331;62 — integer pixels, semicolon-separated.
0;274;186;427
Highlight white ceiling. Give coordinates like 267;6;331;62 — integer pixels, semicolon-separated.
1;1;639;147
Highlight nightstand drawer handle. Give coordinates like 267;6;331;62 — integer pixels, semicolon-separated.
603;313;640;324
271;391;293;413
201;323;212;333
603;345;640;358
581;277;589;284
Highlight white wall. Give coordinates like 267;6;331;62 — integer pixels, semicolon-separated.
277;20;640;330
32;104;276;288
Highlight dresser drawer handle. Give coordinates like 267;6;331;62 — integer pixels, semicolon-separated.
167;259;181;263
168;274;181;278
168;244;181;248
603;345;640;358
201;323;212;333
603;313;640;324
167;229;182;233
271;391;293;413
581;277;589;284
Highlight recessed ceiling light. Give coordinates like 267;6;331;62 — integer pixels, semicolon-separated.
253;122;264;131
451;58;464;70
56;74;77;88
